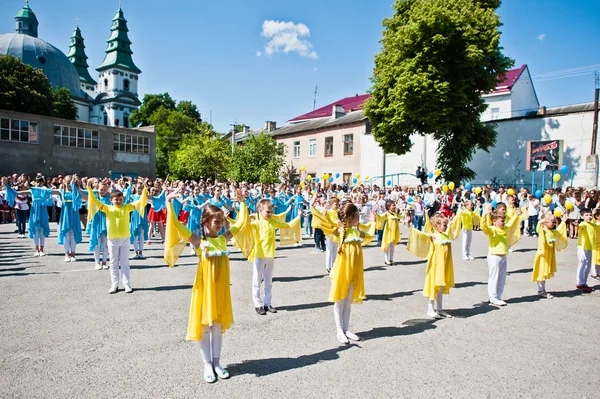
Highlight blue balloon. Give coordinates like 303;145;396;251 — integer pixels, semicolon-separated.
329;177;333;183
335;173;340;179
535;190;542;198
491;200;497;208
465;183;472;190
315;178;320;183
353;178;358;184
407;197;413;203
428;172;434;179
560;165;569;174
387;180;392;186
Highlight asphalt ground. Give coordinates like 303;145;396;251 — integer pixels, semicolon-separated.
1;222;599;399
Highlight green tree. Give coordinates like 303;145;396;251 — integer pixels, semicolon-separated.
0;54;54;116
130;93;176;127
52;87;78;120
176;100;202;124
229;133;286;183
169;135;231;180
363;0;513;181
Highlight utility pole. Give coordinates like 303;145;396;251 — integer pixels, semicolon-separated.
586;71;600;187
592;71;599;155
313;85;318;111
230;123;236;155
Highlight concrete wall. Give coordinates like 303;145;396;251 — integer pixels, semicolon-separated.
0;109;156;178
276;121;365;182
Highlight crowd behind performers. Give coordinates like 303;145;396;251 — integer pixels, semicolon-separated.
2;172;599;382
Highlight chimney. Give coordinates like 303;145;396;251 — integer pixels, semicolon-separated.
243;125;250;134
264;121;277;132
540;105;546;116
333;104;345;119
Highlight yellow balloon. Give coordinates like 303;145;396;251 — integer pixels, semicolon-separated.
311;191;316;195
357;181;362;186
553;173;561;182
300;166;306;171
434;169;441;177
554;209;563;217
475;187;482;195
356;174;360;179
448;182;455;190
565;201;573;210
543;194;552;204
365;175;369;180
307;175;312;181
300;181;305;187
442;185;448;193
507;188;514;195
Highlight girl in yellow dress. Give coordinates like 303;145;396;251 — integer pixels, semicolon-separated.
377;200;403;265
407;213;462;319
532;212;568;298
164;190;249;384
316;203;375;344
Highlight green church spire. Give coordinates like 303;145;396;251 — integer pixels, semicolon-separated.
67;23;97;85
15;0;39;37
96;7;141;74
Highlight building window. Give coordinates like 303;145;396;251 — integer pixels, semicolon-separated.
53;125;99;149
309;138;316;157
0;117;38;144
124;117;129;128
293;141;300;158
343;173;352;183
490;107;500;120
113;133;149;154
103;114;108;126
104;79;109;90
123;79;130;92
343;134;354;155
324;136;333;157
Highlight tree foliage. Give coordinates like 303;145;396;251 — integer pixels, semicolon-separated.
130;93;176;127
229;133;286;184
363;0;513;181
52;87;78;120
176;100;202;124
169;135;231;181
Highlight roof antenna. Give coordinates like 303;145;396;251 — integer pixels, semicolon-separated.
313;84;318;111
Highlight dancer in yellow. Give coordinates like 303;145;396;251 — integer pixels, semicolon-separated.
376;200;402;265
164;190;250;384
532;212;568;298
407;213;462;318
457;200;480;260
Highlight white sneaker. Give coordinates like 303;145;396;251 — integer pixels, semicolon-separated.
39;252;46;257
427;309;443;319
462;257;469;261
108;286;118;294
491;299;507;307
508;249;514;253
436;310;453;318
95;263;102;270
124;285;133;294
64;256;71;262
468;256;475;261
132;254;139;259
33;252;40;257
70;257;76;262
102;264;109;270
337;332;349;344
345;331;360;341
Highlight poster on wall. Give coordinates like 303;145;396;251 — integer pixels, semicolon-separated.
526;140;564;171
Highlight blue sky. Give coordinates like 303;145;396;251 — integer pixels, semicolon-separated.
2;0;599;132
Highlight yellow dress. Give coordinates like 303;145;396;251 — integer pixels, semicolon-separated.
532;221;567;282
592;221;600;265
328;225;375;304
377;211;402;251
407;216;461;300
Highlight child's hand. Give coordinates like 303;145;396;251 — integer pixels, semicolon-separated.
562;213;568;222
515;207;522;216
483;204;492;214
333;228;340;237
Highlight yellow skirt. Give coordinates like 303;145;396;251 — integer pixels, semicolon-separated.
186;256;234;341
532;243;557;282
594;247;600;265
380;220;400;251
423;244;454;300
329;242;366;303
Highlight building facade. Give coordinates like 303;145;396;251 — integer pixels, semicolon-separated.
0;109;156;178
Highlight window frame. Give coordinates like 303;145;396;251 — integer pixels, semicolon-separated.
113;133;149;154
53;124;99;150
293;141;300;159
324;136;333;157
343;134;354;155
0;117;39;144
308;138;317;157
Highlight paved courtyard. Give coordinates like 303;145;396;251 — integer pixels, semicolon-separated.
0;222;599;398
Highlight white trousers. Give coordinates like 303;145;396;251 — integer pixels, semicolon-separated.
384;245;395;263
94;233;108;263
199;324;223;365
132;230;145;252
108;237;130;288
325;237;338;271
63;231;76;253
577;249;592;286
334;284;353;334
462;230;472;258
33;227;45;247
252;258;274;308
487;254;507;301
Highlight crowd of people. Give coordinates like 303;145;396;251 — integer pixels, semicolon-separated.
2;172;599;383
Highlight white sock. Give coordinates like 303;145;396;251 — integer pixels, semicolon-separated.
436;290;443;311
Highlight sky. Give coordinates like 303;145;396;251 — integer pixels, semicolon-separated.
2;0;600;132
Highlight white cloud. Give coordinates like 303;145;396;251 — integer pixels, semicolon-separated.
312;67;318;73
256;50;262;57
259;20;318;59
537;33;546;41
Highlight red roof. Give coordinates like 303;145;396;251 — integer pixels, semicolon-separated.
488;64;527;95
289;94;371;122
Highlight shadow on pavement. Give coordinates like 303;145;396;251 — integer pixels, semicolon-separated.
227;344;356;377
507;268;533;275
448;302;499;318
395;259;427;266
366;289;419;302
359;318;438;341
273;274;326;283
278;301;331;312
135;284;193;291
364;265;388;273
454;281;486;289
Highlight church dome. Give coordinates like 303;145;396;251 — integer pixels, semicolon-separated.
0;3;82;98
